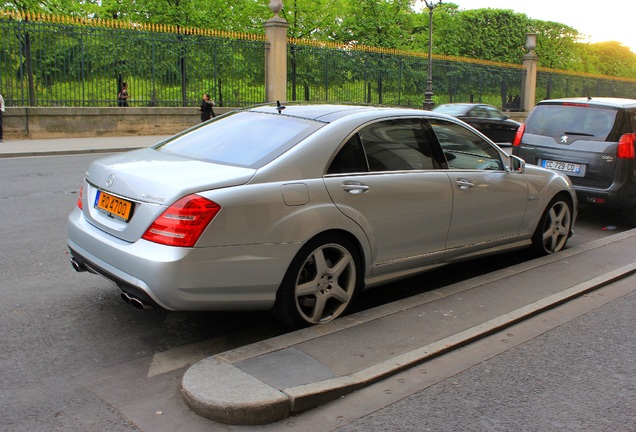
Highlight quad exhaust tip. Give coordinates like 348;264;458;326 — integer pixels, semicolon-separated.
70;257;149;310
120;292;148;310
70;257;88;273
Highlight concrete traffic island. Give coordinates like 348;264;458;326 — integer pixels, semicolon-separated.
181;230;636;425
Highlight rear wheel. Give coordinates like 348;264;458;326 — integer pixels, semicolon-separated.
531;195;573;255
622;205;636;228
273;234;361;329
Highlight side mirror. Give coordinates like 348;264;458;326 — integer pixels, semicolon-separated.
509;155;525;173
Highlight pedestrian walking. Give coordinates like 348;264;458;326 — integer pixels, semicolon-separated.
0;91;5;142
199;93;215;122
118;82;129;107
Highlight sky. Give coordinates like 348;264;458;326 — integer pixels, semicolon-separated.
448;0;635;53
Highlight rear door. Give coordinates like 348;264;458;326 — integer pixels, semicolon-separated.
324;118;453;275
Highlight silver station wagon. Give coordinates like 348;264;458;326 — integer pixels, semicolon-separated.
68;104;576;328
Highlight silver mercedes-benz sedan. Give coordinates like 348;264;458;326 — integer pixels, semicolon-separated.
68;104;576;328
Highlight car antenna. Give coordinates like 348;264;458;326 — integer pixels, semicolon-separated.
276;100;286;114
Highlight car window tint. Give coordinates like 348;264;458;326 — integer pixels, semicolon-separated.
525;105;618;141
430;119;504;170
470;107;488;118
327;134;369;174
358;119;436;172
154;111;322;168
484;106;503;119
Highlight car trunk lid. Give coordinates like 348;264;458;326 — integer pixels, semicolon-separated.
82;148;255;243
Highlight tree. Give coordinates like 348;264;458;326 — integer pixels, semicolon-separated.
530;19;580;70
578;41;636;77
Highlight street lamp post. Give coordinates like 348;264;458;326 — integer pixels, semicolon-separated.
423;0;442;110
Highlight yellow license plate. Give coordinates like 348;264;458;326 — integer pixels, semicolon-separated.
94;190;133;222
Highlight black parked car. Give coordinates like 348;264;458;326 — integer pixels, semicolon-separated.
512;97;636;226
433;103;521;145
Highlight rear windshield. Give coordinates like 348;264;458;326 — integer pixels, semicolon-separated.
525;104;618;141
154;111;323;168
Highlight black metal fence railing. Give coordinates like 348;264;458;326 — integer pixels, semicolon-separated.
537;69;636;101
2;11;636;110
287;41;527;110
0;13;266;108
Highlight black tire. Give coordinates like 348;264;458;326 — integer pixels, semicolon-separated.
531;195;573;256
273;234;362;329
622;205;636;228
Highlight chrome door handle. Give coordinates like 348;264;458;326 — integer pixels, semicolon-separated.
456;178;474;190
342;182;370;194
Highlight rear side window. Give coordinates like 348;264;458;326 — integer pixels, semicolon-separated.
327;118;439;174
360;119;437;171
525;105;618;141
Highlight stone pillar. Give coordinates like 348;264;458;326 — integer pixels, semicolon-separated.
521;33;538;112
264;1;289;103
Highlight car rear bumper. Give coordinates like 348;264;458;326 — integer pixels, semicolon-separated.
67;208;299;311
574;181;636;209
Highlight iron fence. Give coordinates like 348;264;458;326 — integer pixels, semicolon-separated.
0;13;266;107
287;42;526;110
2;12;636;110
537;70;636;101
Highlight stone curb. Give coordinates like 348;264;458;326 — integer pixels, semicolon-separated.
181;232;636;425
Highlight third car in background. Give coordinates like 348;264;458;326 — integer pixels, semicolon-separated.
433;103;521;145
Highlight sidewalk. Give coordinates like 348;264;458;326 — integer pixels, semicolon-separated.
0;135;170;158
181;230;636;425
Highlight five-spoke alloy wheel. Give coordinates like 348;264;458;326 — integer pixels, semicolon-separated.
274;234;361;328
532;195;573;255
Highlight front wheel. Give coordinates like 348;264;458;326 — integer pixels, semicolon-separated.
531;195;573;256
273;234;362;329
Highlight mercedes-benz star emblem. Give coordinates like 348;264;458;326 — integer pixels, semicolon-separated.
105;174;115;187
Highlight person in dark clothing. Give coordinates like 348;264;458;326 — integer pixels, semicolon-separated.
199;93;215;122
118;82;129;107
0;91;5;142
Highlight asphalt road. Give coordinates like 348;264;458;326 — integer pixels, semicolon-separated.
0;153;631;431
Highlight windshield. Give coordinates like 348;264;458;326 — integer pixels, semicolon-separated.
526;104;618;141
154;111;323;168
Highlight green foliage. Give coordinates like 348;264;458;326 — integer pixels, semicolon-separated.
3;0;636;81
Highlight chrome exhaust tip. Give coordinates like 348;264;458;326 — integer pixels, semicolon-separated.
70;257;88;273
120;292;148;310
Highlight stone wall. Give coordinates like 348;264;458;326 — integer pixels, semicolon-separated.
3;106;527;140
3;107;234;139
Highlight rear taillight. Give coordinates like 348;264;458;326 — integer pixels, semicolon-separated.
77;186;83;210
512;123;525;147
142;195;221;247
617;133;636;159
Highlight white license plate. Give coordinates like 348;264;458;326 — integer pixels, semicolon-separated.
541;159;581;174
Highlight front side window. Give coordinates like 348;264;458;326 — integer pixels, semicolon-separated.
429;119;503;170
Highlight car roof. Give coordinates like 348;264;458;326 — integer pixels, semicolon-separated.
538;97;636;109
248;103;428;122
